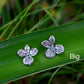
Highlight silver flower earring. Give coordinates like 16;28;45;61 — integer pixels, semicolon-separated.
41;35;64;58
17;45;38;65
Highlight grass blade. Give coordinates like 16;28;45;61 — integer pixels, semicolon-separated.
6;0;39;39
48;66;62;84
28;0;60;32
41;7;58;26
0;0;3;15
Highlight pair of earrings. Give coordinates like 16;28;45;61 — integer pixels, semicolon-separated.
17;35;64;65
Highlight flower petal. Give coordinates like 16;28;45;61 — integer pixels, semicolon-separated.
24;45;30;52
23;56;34;65
17;49;25;57
45;49;55;58
49;35;55;44
41;40;51;48
30;48;38;56
55;44;64;54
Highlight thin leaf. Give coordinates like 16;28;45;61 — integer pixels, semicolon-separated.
0;5;55;31
6;0;39;39
48;66;62;84
41;7;58;26
28;0;61;32
0;0;3;15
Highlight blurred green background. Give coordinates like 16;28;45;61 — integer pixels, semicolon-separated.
0;0;84;84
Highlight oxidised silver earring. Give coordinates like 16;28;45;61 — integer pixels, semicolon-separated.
41;35;64;58
17;45;38;65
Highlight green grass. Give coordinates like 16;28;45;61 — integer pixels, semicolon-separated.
0;0;3;15
7;0;39;39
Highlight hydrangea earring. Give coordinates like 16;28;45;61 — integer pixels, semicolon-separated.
41;35;64;58
17;45;38;65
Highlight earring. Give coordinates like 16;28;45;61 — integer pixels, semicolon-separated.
41;35;64;58
17;45;38;65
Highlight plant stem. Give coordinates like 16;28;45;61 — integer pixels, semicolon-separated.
41;7;58;26
28;0;60;33
0;0;3;15
6;0;39;39
0;5;55;31
48;66;62;84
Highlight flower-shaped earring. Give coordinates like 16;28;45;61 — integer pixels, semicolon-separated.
17;45;38;65
41;35;64;58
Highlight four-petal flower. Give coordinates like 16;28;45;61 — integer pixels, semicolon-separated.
41;35;64;58
17;45;38;65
